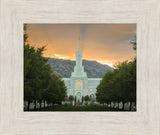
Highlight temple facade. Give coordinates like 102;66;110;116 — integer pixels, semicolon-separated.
62;37;101;102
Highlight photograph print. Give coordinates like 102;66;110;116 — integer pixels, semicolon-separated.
24;24;136;111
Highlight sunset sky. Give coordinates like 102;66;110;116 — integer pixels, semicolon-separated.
26;24;136;67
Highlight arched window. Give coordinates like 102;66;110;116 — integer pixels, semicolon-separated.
90;94;95;101
76;80;81;90
77;92;81;102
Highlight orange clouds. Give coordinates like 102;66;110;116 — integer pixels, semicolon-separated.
54;53;69;59
26;24;136;67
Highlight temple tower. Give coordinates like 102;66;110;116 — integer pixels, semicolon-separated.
62;35;102;104
71;35;87;78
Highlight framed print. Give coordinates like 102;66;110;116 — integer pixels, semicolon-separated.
0;0;160;135
23;23;136;112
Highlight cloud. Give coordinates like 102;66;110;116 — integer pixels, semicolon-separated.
26;24;136;66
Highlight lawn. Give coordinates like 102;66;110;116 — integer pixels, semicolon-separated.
26;105;127;111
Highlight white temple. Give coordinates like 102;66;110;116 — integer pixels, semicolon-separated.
62;36;101;102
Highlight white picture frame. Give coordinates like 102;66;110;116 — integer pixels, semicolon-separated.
0;0;160;134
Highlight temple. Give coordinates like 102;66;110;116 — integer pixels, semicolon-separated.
63;36;101;102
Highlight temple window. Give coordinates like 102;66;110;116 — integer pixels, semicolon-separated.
76;80;82;90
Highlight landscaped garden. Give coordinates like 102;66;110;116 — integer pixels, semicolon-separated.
27;105;127;111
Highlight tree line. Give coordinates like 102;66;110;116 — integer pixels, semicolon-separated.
96;37;136;111
24;25;67;110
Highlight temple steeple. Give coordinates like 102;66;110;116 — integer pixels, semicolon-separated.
78;34;80;49
76;35;82;67
71;35;87;77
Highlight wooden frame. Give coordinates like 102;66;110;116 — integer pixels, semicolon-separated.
0;0;160;134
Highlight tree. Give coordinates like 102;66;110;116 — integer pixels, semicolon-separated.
69;95;74;101
24;25;67;110
96;35;136;111
26;45;49;110
82;96;84;104
44;73;67;105
96;71;116;105
68;95;74;105
114;61;135;110
75;96;77;105
38;62;53;109
85;95;90;101
96;61;136;110
24;24;33;110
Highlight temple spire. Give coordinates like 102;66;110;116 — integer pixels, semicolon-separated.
78;34;80;49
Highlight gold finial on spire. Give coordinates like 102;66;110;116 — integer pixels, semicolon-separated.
78;34;80;49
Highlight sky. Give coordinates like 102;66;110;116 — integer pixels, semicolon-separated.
26;24;136;67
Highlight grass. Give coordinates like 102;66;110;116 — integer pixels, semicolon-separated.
25;105;128;111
